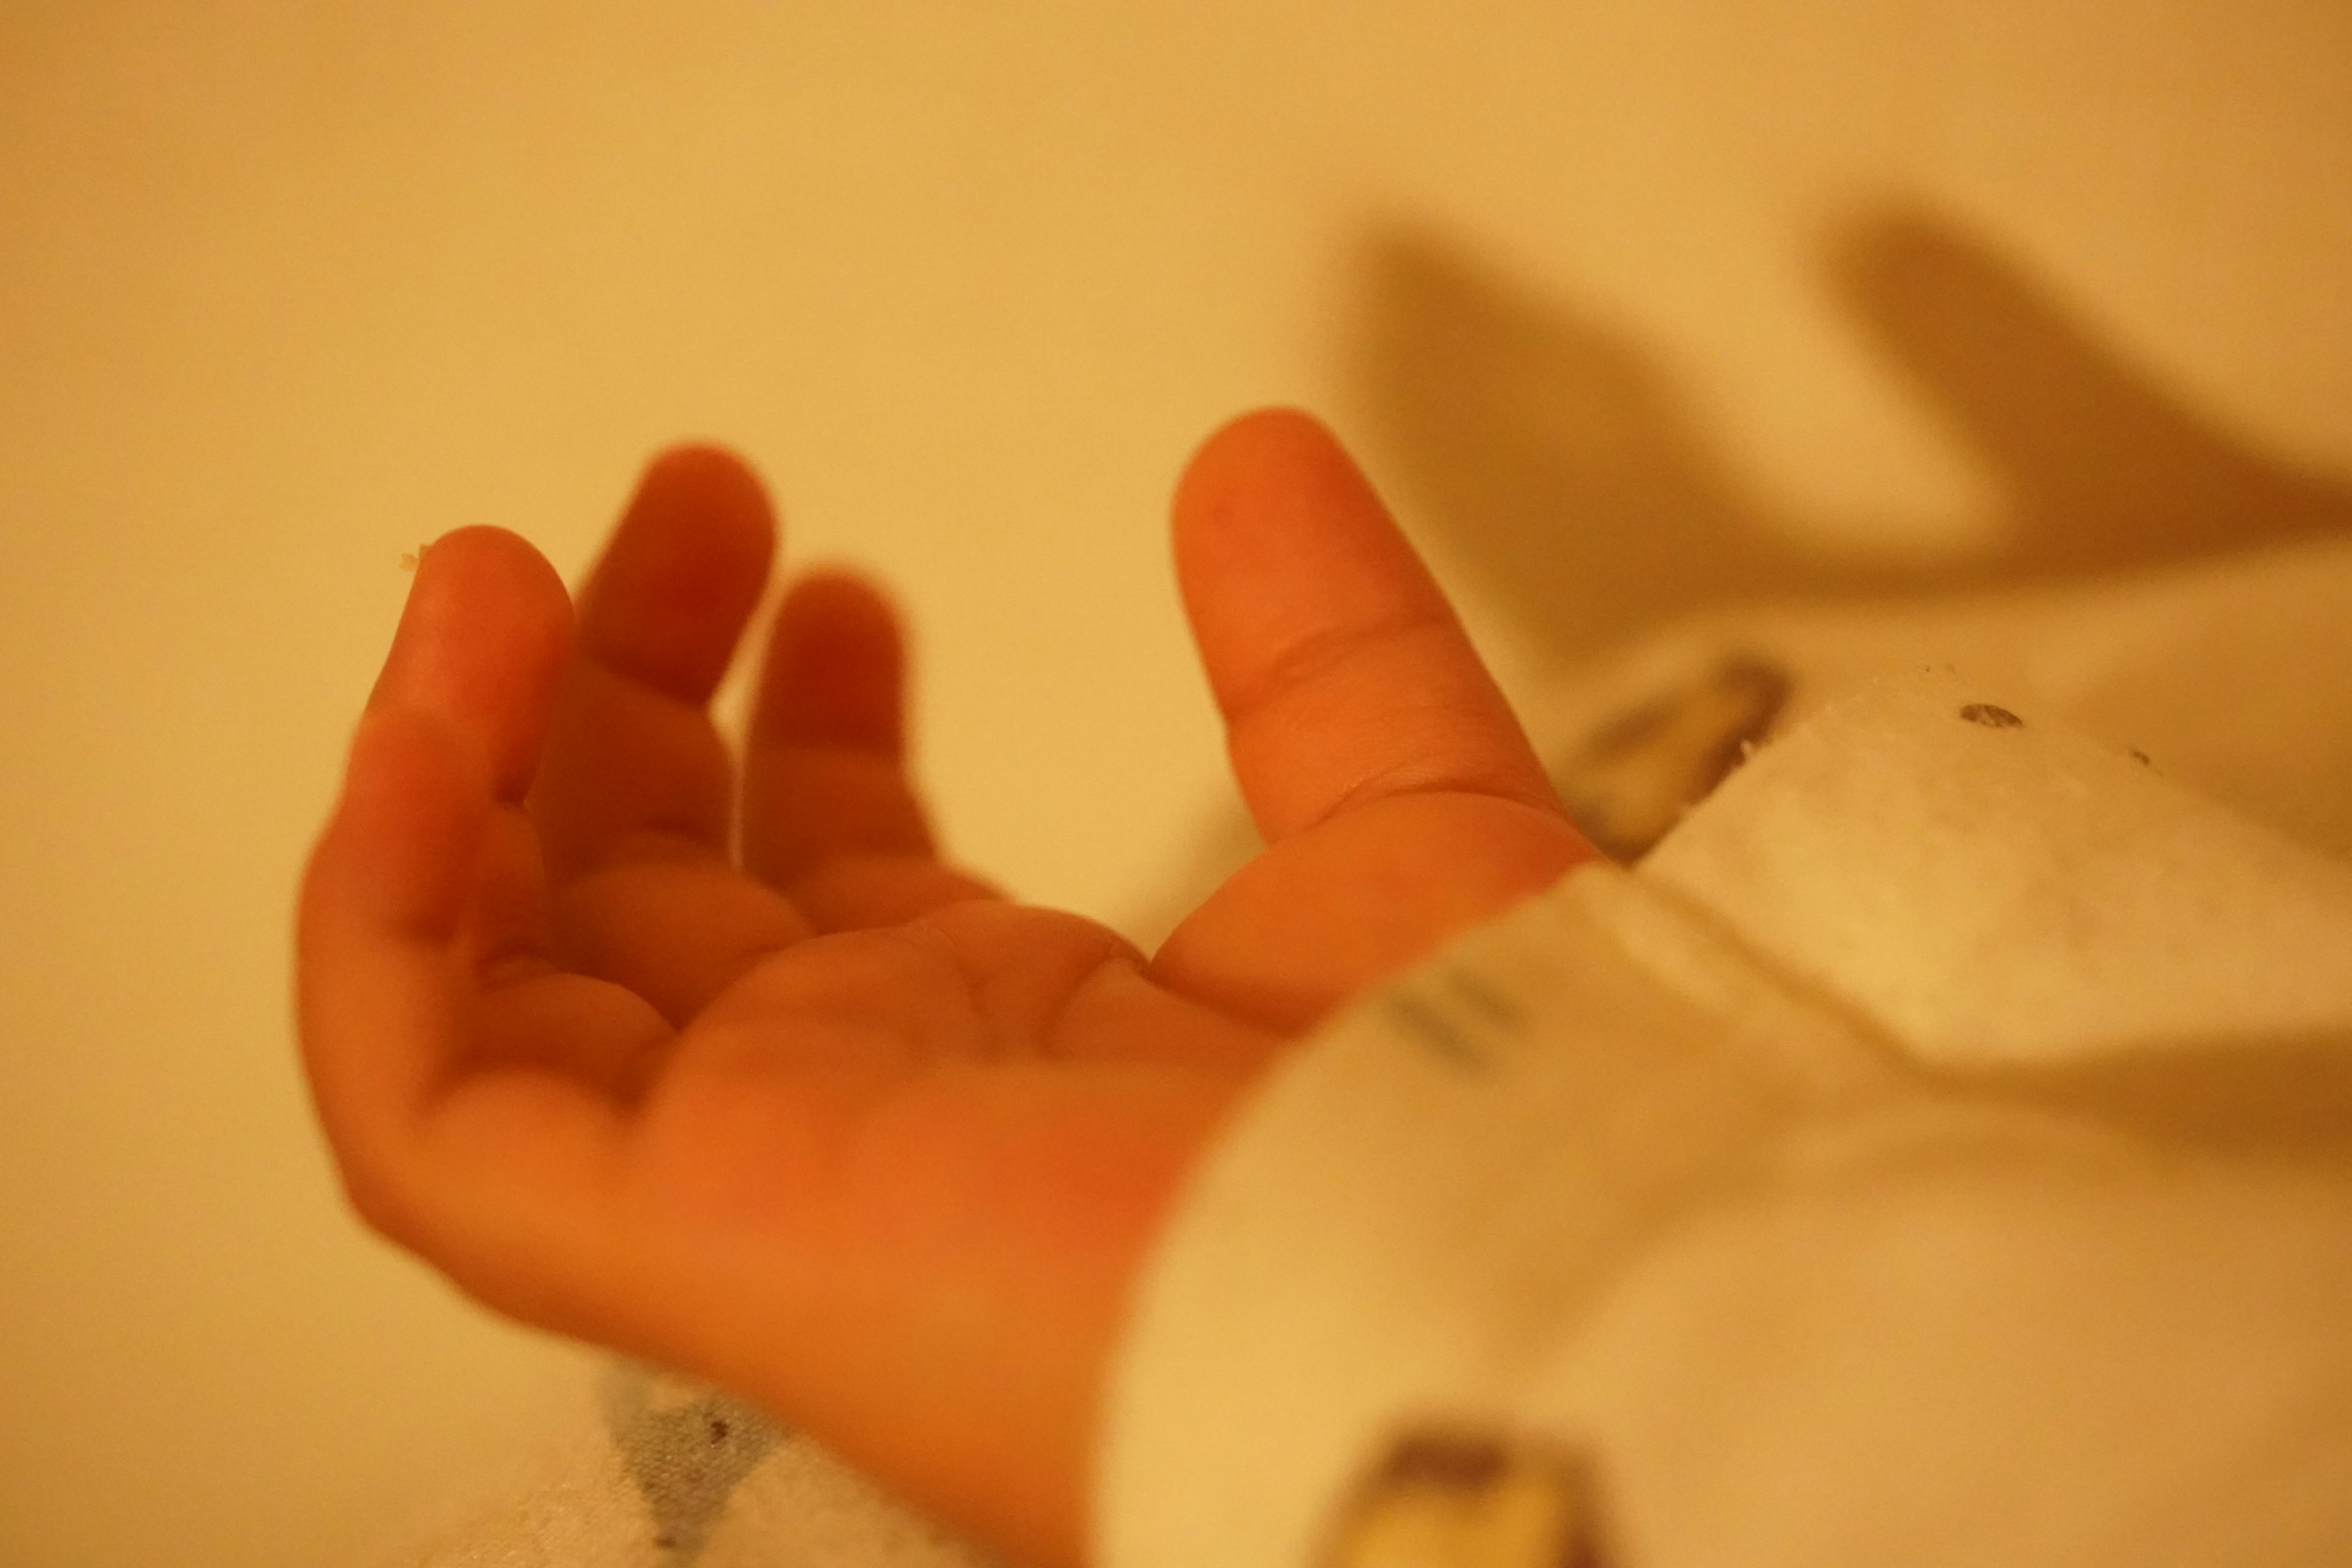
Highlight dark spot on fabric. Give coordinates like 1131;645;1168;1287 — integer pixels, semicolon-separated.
2130;747;2153;766
1322;1425;1611;1567
598;1365;783;1565
1443;968;1524;1030
1959;703;2024;728
1554;654;1790;861
1388;992;1491;1072
1374;1432;1510;1490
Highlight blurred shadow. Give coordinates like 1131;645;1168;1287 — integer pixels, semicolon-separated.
1943;1031;2352;1159
1346;208;2352;663
1122;208;2352;940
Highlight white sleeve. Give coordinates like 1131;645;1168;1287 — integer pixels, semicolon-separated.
1096;673;2352;1568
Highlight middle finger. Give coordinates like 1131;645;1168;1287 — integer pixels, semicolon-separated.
533;445;813;1020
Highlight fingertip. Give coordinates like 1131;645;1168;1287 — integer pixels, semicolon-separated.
375;526;573;794
1167;408;1562;838
756;567;908;755
1184;405;1342;469
644;439;771;494
1174;407;1350;527
407;527;576;652
743;566;944;887
780;567;903;638
577;444;778;697
1170;405;1442;712
424;523;571;584
1171;408;1404;605
634;443;778;559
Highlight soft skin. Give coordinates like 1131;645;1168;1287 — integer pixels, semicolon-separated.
295;409;1596;1568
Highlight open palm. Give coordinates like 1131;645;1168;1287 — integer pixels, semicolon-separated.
296;409;1592;1568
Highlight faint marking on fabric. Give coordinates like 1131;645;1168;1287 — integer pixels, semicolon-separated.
599;1362;785;1564
1442;968;1525;1031
1389;992;1493;1072
1551;654;1790;862
1958;703;2024;728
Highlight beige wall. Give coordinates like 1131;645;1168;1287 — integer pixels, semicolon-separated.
2;2;2347;1562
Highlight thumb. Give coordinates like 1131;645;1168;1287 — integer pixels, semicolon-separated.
1172;407;1566;840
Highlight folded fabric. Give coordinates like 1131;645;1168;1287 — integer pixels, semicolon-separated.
1101;668;2352;1568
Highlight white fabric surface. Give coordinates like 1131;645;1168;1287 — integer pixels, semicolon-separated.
397;1361;997;1567
1101;664;2352;1566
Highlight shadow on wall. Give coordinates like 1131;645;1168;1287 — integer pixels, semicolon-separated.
1126;205;2352;941
1344;208;2352;665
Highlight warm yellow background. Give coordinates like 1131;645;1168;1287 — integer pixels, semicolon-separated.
3;2;2347;1563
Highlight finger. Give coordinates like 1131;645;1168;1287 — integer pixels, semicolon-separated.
368;526;574;976
297;704;658;1314
1173;408;1566;840
531;447;816;1020
533;444;778;876
300;707;498;1153
1152;790;1597;1031
742;570;996;929
322;529;667;1165
372;525;575;797
366;529;692;1093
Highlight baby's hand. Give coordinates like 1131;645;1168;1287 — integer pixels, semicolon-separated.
295;410;1592;1568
